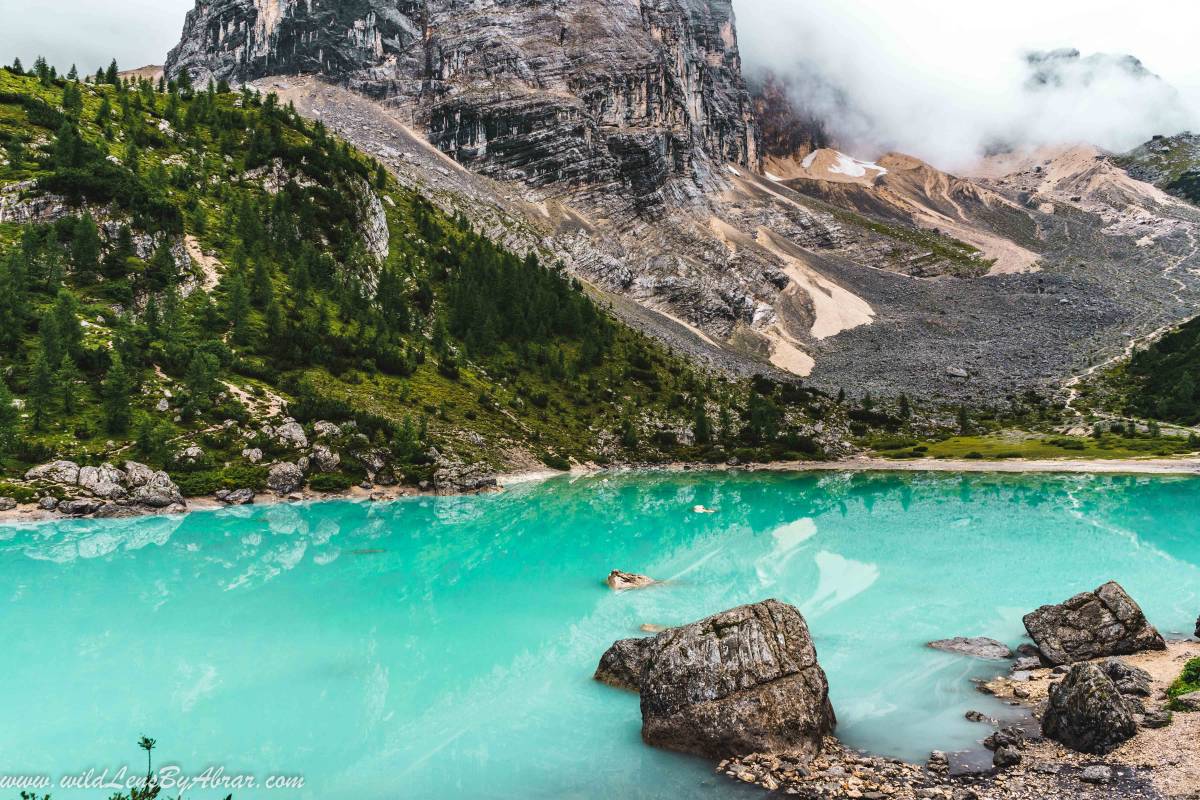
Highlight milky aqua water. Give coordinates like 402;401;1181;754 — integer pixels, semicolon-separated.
2;471;1198;799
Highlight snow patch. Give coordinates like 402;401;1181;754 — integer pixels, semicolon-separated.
726;165;742;176
829;152;887;178
765;171;784;182
802;151;818;169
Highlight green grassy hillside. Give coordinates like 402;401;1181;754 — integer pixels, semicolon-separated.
0;63;850;495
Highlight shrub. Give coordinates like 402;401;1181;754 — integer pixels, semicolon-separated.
309;472;355;493
0;481;38;503
1168;657;1200;710
541;453;571;471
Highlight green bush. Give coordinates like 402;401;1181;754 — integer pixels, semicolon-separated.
541;453;571;471
1169;657;1200;706
170;470;225;497
0;481;38;503
308;472;355;493
169;465;269;497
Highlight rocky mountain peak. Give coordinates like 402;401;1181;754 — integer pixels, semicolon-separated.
166;0;759;211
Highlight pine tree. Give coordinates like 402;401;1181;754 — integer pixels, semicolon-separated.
57;354;82;415
33;56;50;86
957;405;971;435
223;268;252;344
899;393;912;419
104;59;119;85
102;351;133;434
0;377;18;457
67;64;78;81
693;397;712;446
183;351;219;413
51;289;83;360
95;96;111;127
28;346;55;431
71;214;101;281
11;57;23;75
0;252;28;349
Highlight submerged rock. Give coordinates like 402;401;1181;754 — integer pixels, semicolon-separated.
1041;663;1136;754
927;637;1013;660
1022;581;1165;665
594;637;652;692
606;570;655;591
639;599;835;760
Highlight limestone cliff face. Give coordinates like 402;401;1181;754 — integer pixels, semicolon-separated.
166;0;758;212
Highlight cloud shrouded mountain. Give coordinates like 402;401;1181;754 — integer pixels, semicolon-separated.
736;0;1199;170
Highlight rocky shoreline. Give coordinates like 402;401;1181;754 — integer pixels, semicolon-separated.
593;584;1200;800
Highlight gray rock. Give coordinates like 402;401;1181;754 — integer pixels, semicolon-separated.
25;460;80;485
175;445;205;464
242;447;264;464
313;420;342;439
1140;709;1173;728
638;599;836;760
0;497;16;511
1173;691;1200;712
267;462;306;496
122;461;157;488
221;488;256;506
155;398;170;412
311;444;341;473
1101;659;1152;697
77;463;128;500
37;496;58;511
131;471;186;509
594;637;652;692
992;745;1022;770
1080;765;1113;784
1022;581;1166;665
1041;663;1136;754
59;498;103;516
983;726;1026;751
274;421;308;450
94;503;143;519
606;570;655;591
1011;656;1042;672
927;637;1013;660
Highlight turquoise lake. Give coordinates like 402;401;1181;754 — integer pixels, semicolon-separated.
1;470;1198;799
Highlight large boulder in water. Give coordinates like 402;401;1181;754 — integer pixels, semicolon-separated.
1022;581;1166;665
636;599;835;760
1042;662;1136;754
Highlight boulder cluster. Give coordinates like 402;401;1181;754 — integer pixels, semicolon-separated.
594;579;1186;798
19;460;185;517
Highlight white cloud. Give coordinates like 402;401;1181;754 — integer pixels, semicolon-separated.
737;0;1200;169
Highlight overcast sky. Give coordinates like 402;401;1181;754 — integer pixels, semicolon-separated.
1;0;1197;167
